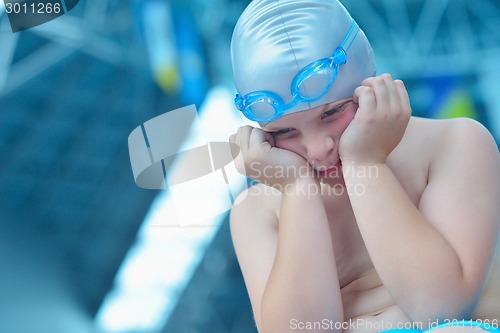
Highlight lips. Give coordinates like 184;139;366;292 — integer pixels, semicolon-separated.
315;160;342;176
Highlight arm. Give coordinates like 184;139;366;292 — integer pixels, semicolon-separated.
230;127;344;333
340;75;500;325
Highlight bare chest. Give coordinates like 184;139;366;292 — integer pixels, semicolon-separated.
323;191;371;288
322;159;427;286
320;158;429;318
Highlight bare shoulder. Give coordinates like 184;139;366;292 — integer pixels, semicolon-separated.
230;182;281;230
404;116;498;157
410;117;500;190
393;117;499;182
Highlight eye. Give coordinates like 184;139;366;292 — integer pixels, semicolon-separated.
270;128;294;137
321;102;350;120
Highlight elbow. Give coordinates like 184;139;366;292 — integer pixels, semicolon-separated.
405;256;485;326
261;320;342;333
260;301;343;333
257;308;344;333
405;283;479;328
259;300;297;333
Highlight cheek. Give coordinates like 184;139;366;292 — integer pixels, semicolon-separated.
274;139;304;157
274;135;309;159
330;107;356;136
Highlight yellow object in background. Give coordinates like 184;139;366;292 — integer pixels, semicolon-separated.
141;0;180;95
436;89;477;120
154;64;180;94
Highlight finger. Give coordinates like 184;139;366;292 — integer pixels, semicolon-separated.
381;74;402;115
261;129;275;147
371;75;390;113
352;85;365;105
361;76;376;87
249;127;273;151
229;133;242;161
232;126;254;175
353;86;376;113
235;125;253;154
395;80;411;114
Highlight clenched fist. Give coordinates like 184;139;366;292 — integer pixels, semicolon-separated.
339;74;412;165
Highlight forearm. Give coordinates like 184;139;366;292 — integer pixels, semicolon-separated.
261;177;343;333
344;163;472;323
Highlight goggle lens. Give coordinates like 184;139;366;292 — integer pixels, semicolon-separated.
296;66;337;101
245;100;278;122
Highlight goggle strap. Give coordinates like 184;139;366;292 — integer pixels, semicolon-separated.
340;20;359;53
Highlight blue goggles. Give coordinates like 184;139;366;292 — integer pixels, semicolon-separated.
234;20;359;122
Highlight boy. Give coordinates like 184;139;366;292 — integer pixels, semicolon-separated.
228;1;500;332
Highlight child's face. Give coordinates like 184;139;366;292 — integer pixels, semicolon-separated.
262;98;356;179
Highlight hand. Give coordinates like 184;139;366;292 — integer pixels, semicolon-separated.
229;126;314;189
339;74;411;165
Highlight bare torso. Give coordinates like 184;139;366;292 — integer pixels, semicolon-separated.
260;117;499;329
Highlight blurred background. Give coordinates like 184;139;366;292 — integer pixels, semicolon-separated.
0;0;499;332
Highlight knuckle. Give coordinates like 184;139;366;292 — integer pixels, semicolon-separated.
375;76;385;84
361;86;373;94
361;77;374;85
381;73;393;81
364;112;377;123
241;125;253;133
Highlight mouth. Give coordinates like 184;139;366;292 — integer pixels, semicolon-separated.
315;160;342;176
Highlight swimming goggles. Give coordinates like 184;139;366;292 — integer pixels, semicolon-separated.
234;20;359;122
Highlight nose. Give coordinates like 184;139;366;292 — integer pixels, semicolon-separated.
304;132;335;164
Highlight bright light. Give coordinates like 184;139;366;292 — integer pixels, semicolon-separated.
94;86;252;332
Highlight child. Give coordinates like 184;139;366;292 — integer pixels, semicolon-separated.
228;1;500;333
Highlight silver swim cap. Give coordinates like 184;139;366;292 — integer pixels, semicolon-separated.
231;0;376;122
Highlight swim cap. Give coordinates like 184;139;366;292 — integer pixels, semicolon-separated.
231;0;376;121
